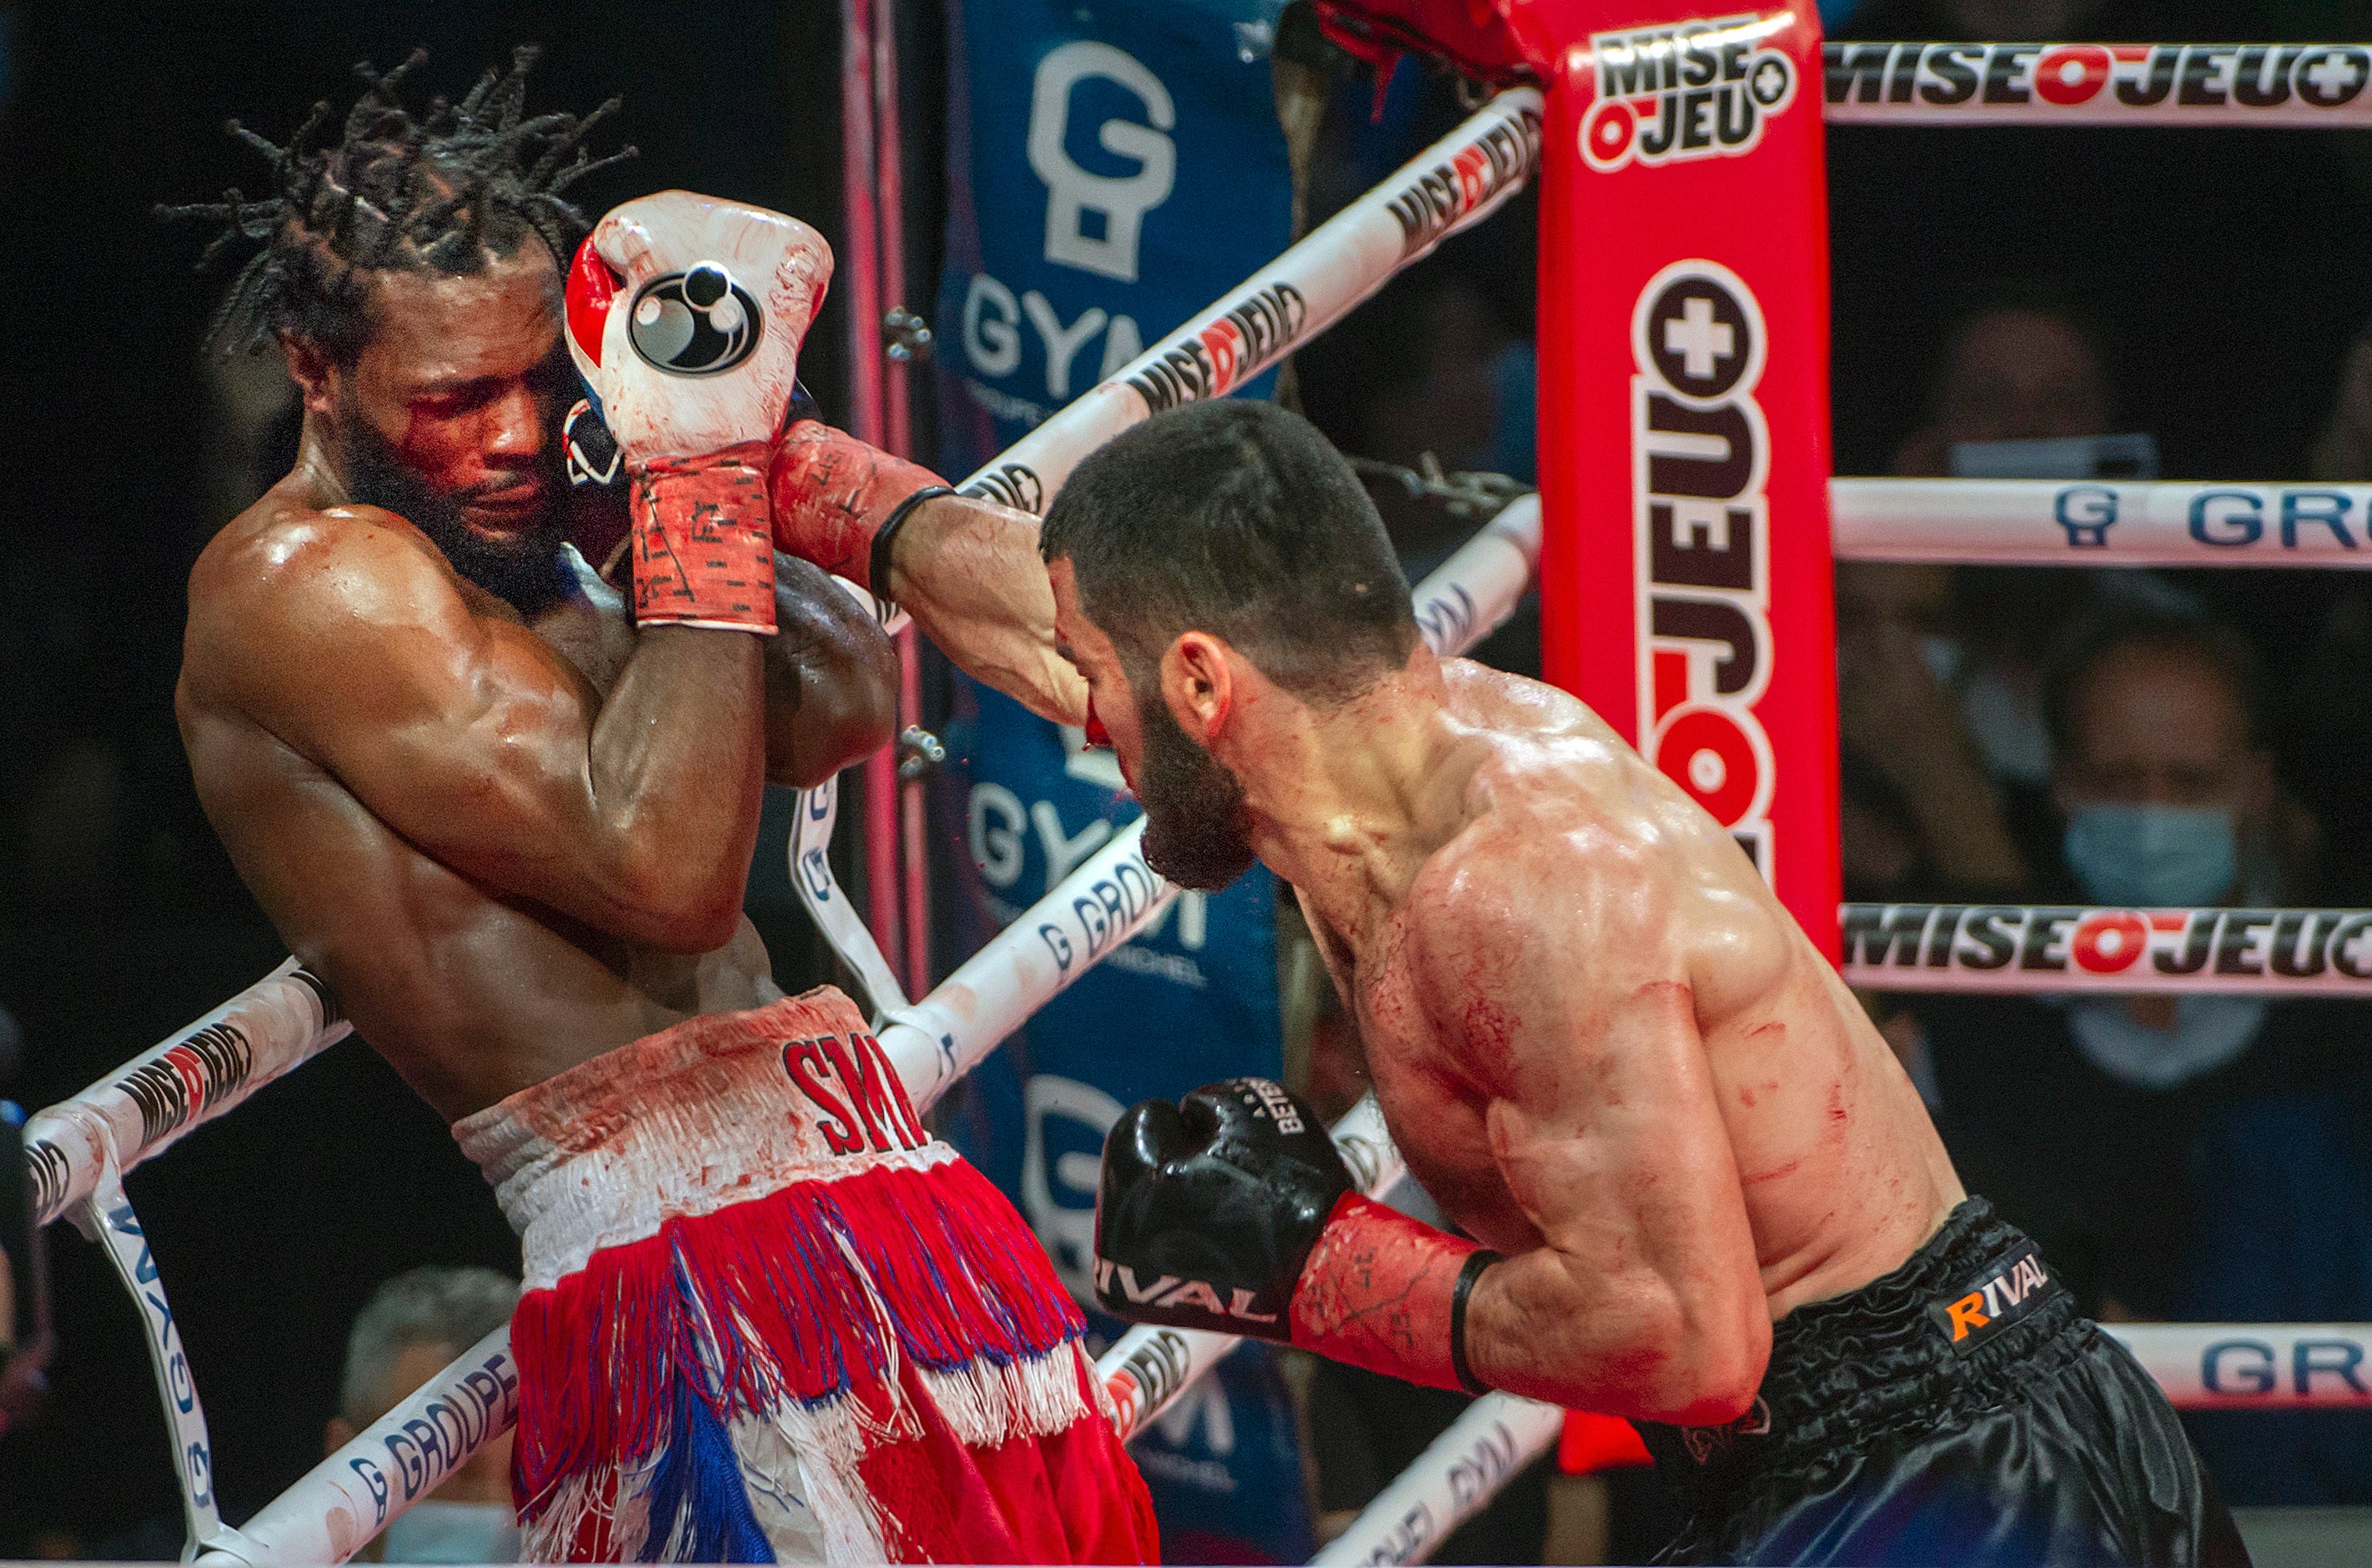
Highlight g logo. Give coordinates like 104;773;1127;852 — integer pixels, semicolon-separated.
1028;42;1177;282
628;263;760;375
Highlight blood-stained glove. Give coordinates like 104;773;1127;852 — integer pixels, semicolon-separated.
1095;1078;1500;1393
565;191;832;631
767;420;951;596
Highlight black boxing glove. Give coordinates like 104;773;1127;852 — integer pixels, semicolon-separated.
1095;1078;1499;1392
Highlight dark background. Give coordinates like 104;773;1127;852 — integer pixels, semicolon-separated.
5;0;2372;1550
0;3;866;1548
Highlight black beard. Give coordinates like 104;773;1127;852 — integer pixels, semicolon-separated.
1133;689;1259;891
340;414;570;611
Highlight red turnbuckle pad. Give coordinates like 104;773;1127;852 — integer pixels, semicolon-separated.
631;441;777;634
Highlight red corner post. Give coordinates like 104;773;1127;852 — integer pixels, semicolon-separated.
1523;2;1842;955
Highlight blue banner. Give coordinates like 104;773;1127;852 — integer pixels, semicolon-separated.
934;0;1295;458
939;684;1308;1560
932;2;1305;1554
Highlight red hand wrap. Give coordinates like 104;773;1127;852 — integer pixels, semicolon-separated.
631;441;776;634
1289;1193;1480;1392
768;420;946;589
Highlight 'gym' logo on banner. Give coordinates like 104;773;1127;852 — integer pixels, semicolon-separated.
1583;13;1798;173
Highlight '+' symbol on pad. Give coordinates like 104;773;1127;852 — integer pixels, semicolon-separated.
1664;296;1735;381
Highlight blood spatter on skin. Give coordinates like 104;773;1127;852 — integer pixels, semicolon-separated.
1737;1085;1757;1108
1289;1194;1469;1391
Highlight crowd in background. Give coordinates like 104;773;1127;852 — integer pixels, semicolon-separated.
6;0;2372;1559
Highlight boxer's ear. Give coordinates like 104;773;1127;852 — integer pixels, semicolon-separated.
281;331;338;418
1161;631;1234;744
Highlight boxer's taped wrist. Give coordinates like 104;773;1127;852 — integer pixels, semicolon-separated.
1450;1249;1501;1395
867;485;954;612
1289;1192;1478;1392
769;420;948;589
631;441;776;634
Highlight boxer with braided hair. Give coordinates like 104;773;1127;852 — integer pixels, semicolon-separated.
173;50;1149;1563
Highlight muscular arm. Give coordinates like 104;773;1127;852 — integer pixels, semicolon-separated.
883;495;1088;726
763;551;898;787
1413;837;1772;1425
184;507;766;953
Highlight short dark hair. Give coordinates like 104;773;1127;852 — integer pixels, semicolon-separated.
2043;606;2266;760
1040;401;1417;699
162;47;635;364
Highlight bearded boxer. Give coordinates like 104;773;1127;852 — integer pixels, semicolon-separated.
171;53;1146;1564
1058;401;2247;1567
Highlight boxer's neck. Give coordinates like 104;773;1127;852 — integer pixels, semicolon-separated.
1229;647;1457;933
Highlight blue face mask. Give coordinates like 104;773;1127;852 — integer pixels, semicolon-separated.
2061;803;2237;908
381;1500;519;1564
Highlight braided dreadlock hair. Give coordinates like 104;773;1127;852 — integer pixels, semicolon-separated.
160;46;636;362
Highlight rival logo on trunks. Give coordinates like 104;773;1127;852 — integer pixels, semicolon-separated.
1384;108;1542;259
1825;42;2371;118
1841;902;2372;989
1093;1259;1279;1325
116;1020;254;1148
1928;1250;2051;1354
1631;261;1776;877
1584;15;1798;173
1123;281;1308;415
781;1030;929;1156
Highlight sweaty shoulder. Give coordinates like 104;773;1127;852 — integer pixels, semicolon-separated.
1410;661;1796;1028
183;487;479;739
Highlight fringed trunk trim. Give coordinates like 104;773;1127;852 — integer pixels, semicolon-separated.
510;1154;1086;1545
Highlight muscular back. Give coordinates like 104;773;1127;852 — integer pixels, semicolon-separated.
179;477;887;1121
1321;661;1961;1356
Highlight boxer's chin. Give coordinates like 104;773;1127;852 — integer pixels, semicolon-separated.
344;420;567;606
1135;693;1258;892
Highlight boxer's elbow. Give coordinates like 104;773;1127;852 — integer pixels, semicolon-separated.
1637;1279;1771;1425
1560;1269;1766;1425
765;612;899;787
810;641;901;778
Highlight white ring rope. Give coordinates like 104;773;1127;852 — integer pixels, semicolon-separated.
1822;43;2372;128
23;959;349;1231
1832;478;2372;568
1844;902;2372;997
1314;1393;1566;1567
952;89;1542;516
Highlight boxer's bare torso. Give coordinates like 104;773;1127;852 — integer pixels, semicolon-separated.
177;250;895;1121
1279;659;1963;1417
180;480;888;1121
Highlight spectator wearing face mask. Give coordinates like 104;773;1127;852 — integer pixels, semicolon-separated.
1834;560;2026;901
328;1267;520;1564
1891;610;2349;1320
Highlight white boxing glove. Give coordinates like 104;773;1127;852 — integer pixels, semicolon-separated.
563;193;832;632
565;190;832;462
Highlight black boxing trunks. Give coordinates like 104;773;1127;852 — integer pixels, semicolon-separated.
1636;1199;2251;1567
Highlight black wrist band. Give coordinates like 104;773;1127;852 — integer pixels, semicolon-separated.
1450;1248;1501;1396
868;485;955;607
